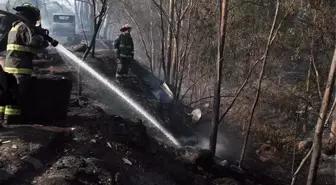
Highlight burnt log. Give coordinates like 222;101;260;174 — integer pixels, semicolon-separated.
123;119;150;149
71;43;88;52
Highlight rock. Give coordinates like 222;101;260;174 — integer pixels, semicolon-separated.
37;175;73;185
297;139;313;151
1;140;11;144
21;156;44;169
124;119;149;148
178;146;213;166
256;144;280;162
220;160;228;167
213;178;240;185
122;158;132;165
190;108;202;123
71;43;88;52
323;142;335;156
0;169;11;181
114;172;120;183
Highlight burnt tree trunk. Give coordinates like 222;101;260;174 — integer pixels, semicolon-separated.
306;42;336;185
209;0;229;154
166;0;174;84
159;0;166;80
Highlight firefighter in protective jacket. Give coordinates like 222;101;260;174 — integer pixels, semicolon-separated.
114;24;134;79
0;3;49;124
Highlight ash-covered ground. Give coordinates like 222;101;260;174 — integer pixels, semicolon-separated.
0;49;246;185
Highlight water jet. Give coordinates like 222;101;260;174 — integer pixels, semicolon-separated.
55;45;181;147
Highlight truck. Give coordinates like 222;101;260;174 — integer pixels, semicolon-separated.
51;13;76;44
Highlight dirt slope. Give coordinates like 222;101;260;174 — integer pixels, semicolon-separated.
66;48;335;185
0;51;243;185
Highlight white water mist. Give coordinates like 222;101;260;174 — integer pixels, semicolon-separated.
55;45;181;147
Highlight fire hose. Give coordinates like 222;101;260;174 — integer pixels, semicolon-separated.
0;9;58;47
35;26;58;47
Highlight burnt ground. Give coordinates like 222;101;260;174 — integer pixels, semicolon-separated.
0;50;246;185
0;47;334;185
60;49;284;185
63;48;335;185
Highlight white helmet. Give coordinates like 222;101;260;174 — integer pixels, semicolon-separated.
120;24;132;31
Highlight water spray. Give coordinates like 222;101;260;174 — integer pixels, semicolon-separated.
55;45;182;147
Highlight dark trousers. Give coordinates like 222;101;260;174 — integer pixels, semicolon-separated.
0;72;19;119
116;58;132;76
158;102;174;121
1;74;31;124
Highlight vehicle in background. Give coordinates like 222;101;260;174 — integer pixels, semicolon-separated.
51;13;76;43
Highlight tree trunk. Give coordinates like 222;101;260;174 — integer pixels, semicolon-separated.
74;0;80;30
209;0;229;154
148;0;155;72
102;14;109;39
306;43;336;185
159;0;166;80
331;109;336;141
166;0;174;84
85;14;105;59
171;2;179;91
238;0;279;167
86;3;90;30
91;0;98;57
304;59;312;134
78;0;107;97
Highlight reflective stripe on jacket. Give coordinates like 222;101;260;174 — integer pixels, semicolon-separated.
4;105;21;115
5;22;36;75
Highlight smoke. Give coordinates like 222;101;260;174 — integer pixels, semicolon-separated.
195;136;229;157
179;132;229;158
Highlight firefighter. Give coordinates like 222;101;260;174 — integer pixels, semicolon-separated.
0;3;49;124
114;24;134;80
0;65;20;124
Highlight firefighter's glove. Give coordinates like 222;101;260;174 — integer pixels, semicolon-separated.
114;49;120;59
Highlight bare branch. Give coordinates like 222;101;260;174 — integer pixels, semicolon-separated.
218;57;262;123
238;0;280;168
291;147;313;185
291;97;336;185
311;56;323;101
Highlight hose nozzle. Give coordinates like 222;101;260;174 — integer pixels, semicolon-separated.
49;39;58;47
36;27;59;47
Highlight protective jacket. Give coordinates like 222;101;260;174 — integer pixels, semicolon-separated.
5;21;48;75
0;15;19;52
114;34;134;59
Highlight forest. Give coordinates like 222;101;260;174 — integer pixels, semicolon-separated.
4;0;335;184
73;0;336;184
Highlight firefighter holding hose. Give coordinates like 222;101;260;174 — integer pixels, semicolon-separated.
114;24;134;80
0;3;49;125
